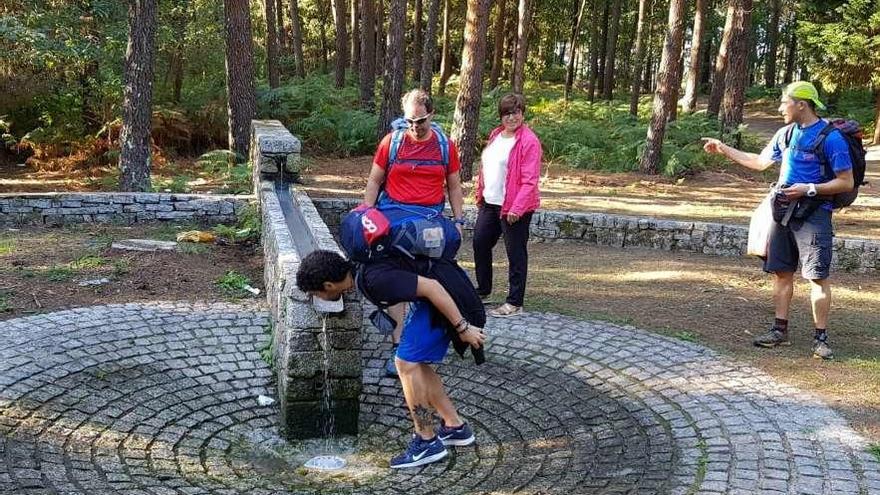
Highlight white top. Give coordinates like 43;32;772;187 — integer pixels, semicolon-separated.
480;134;516;206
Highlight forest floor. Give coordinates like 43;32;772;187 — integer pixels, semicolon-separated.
1;103;878;445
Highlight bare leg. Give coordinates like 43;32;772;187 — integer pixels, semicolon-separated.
396;358;463;439
773;271;795;320
809;278;831;329
388;303;406;344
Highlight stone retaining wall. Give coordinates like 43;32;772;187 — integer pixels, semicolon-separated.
312;197;880;273
0;192;248;226
252;120;363;440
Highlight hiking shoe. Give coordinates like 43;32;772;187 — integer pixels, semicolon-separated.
437;422;475;446
753;327;790;348
384;349;399;378
489;303;522;318
812;338;833;360
389;435;447;469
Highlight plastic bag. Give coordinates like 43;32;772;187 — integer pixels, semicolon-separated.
176;230;216;243
747;191;773;257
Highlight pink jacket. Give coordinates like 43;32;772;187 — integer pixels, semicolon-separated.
475;123;542;216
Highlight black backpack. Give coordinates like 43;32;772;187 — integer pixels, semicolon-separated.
783;118;868;209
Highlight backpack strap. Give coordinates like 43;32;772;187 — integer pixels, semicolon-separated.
388;128;407;167
782;123;796;151
431;125;450;172
809;121;837;181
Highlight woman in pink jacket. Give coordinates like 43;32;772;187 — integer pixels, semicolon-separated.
473;93;542;317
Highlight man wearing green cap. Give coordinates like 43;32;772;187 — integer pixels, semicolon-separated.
702;80;854;360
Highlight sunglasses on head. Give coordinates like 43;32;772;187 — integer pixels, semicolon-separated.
404;115;430;126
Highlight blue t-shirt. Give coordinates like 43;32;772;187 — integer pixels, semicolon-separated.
760;119;853;186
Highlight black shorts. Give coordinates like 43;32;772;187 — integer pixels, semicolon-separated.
763;207;833;280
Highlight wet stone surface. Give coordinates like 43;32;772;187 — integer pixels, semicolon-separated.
2;303;879;494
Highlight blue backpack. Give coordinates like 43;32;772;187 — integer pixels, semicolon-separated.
340;203;461;263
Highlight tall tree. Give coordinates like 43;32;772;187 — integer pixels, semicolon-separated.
601;0;621;99
438;0;453;95
511;0;531;94
587;0;601;100
489;0;507;89
375;0;386;77
638;0;686;174
719;0;752;137
564;0;588;101
119;0;158;192
419;0;441;92
264;0;281;87
359;0;377;110
628;0;651;115
224;0;257;158
707;0;735;117
377;0;406;137
411;0;423;82
351;0;361;73
782;13;796;84
277;0;288;50
681;0;706;113
763;0;780;88
451;0;492;181
333;0;349;87
290;0;306;77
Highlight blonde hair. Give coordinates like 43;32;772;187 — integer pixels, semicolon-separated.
401;89;434;114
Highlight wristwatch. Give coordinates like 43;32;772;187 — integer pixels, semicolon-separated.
807;183;817;197
453;217;466;225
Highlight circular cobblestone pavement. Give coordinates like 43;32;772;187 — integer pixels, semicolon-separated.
1;303;879;494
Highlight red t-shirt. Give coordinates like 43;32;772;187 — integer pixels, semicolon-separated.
372;131;461;206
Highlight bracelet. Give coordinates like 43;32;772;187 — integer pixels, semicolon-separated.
454;318;468;333
453;217;466;225
457;322;470;334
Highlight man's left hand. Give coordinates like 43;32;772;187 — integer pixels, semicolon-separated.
506;212;520;223
781;183;808;200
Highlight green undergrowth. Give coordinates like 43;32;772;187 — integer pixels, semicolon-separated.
869;443;880;462
215;270;252;298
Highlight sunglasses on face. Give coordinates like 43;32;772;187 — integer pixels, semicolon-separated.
404;115;431;126
501;110;522;118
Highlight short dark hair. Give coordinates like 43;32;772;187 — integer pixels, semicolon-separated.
295;250;352;292
498;93;525;118
401;89;434;114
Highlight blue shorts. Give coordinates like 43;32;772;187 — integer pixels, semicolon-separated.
396;300;450;364
764;207;833;280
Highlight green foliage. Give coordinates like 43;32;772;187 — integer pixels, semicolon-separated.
870;444;880;463
45;265;75;282
178;242;210;255
260;321;276;371
215;270;252;298
213;202;260;244
673;331;698;343
0;290;11;313
257;75;378;156
799;0;880;89
69;255;108;269
0;239;14;255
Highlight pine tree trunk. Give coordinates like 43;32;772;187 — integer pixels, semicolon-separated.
681;0;706;113
419;0;441;92
597;1;609;88
80;1;102;132
667;48;685;121
587;0;600;101
451;0;492;182
333;0;348;87
351;0;361;72
564;0;588;101
763;0;779;88
700;33;712;88
411;0;423;82
638;0;685;174
359;0;377;110
782;15;796;84
720;0;752;138
628;0;650;115
265;0;281;88
277;0;288;50
119;0;157;192
707;0;735;118
375;0;386;77
377;0;405;137
438;0;452;95
601;0;621;100
224;0;257;159
511;0;531;94
290;0;306;77
489;0;507;89
642;6;655;93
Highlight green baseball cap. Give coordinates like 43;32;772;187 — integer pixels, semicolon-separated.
784;81;826;111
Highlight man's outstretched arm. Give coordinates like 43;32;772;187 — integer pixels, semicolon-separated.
702;138;775;171
415;276;485;348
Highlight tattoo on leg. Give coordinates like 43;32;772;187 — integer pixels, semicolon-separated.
412;404;435;432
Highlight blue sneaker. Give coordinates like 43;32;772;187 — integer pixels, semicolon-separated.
389;435;448;469
437;421;475;446
385;346;399;378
